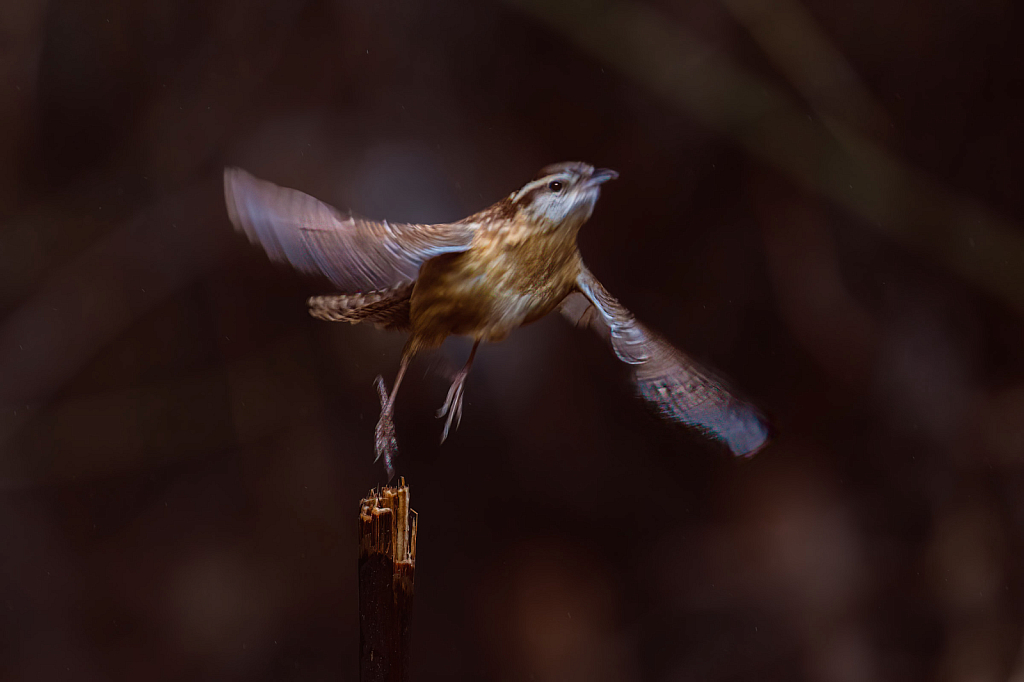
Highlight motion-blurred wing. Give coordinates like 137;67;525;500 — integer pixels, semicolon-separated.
224;167;475;292
562;269;771;457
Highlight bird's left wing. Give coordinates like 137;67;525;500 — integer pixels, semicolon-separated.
224;168;476;292
561;268;771;457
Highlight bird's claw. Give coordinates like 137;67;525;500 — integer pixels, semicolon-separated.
374;416;397;481
374;375;396;481
437;373;466;443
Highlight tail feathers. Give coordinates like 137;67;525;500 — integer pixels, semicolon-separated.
307;284;412;331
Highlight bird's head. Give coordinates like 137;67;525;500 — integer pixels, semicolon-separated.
508;162;618;233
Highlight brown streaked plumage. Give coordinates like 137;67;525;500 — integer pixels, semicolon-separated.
224;162;771;479
307;284;412;330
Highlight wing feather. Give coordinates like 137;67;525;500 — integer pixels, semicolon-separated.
562;269;771;457
224;167;475;292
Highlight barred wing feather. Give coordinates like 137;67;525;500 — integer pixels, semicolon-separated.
562;269;770;457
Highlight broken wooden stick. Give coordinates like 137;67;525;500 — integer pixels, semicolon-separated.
359;480;417;682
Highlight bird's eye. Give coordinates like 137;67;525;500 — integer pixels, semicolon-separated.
548;180;564;192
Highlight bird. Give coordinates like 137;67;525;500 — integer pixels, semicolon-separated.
224;161;770;479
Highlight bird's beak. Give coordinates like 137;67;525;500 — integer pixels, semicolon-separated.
586;168;619;186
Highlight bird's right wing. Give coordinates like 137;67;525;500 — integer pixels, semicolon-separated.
561;268;771;457
224;168;476;292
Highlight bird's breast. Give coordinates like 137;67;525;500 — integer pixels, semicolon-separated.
409;232;581;345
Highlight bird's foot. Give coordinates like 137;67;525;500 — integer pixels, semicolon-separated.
436;370;468;443
374;375;397;481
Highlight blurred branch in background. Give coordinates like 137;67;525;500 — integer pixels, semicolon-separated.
720;0;891;139
508;0;1024;315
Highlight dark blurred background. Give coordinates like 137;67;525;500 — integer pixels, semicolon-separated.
2;0;1024;679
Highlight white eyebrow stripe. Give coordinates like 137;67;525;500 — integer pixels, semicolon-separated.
511;173;575;201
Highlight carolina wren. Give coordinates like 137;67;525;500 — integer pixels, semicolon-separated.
225;162;770;479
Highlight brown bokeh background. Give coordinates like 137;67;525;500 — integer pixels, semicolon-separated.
2;0;1023;679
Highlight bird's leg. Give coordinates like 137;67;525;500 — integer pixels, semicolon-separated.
374;347;414;481
437;340;480;443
